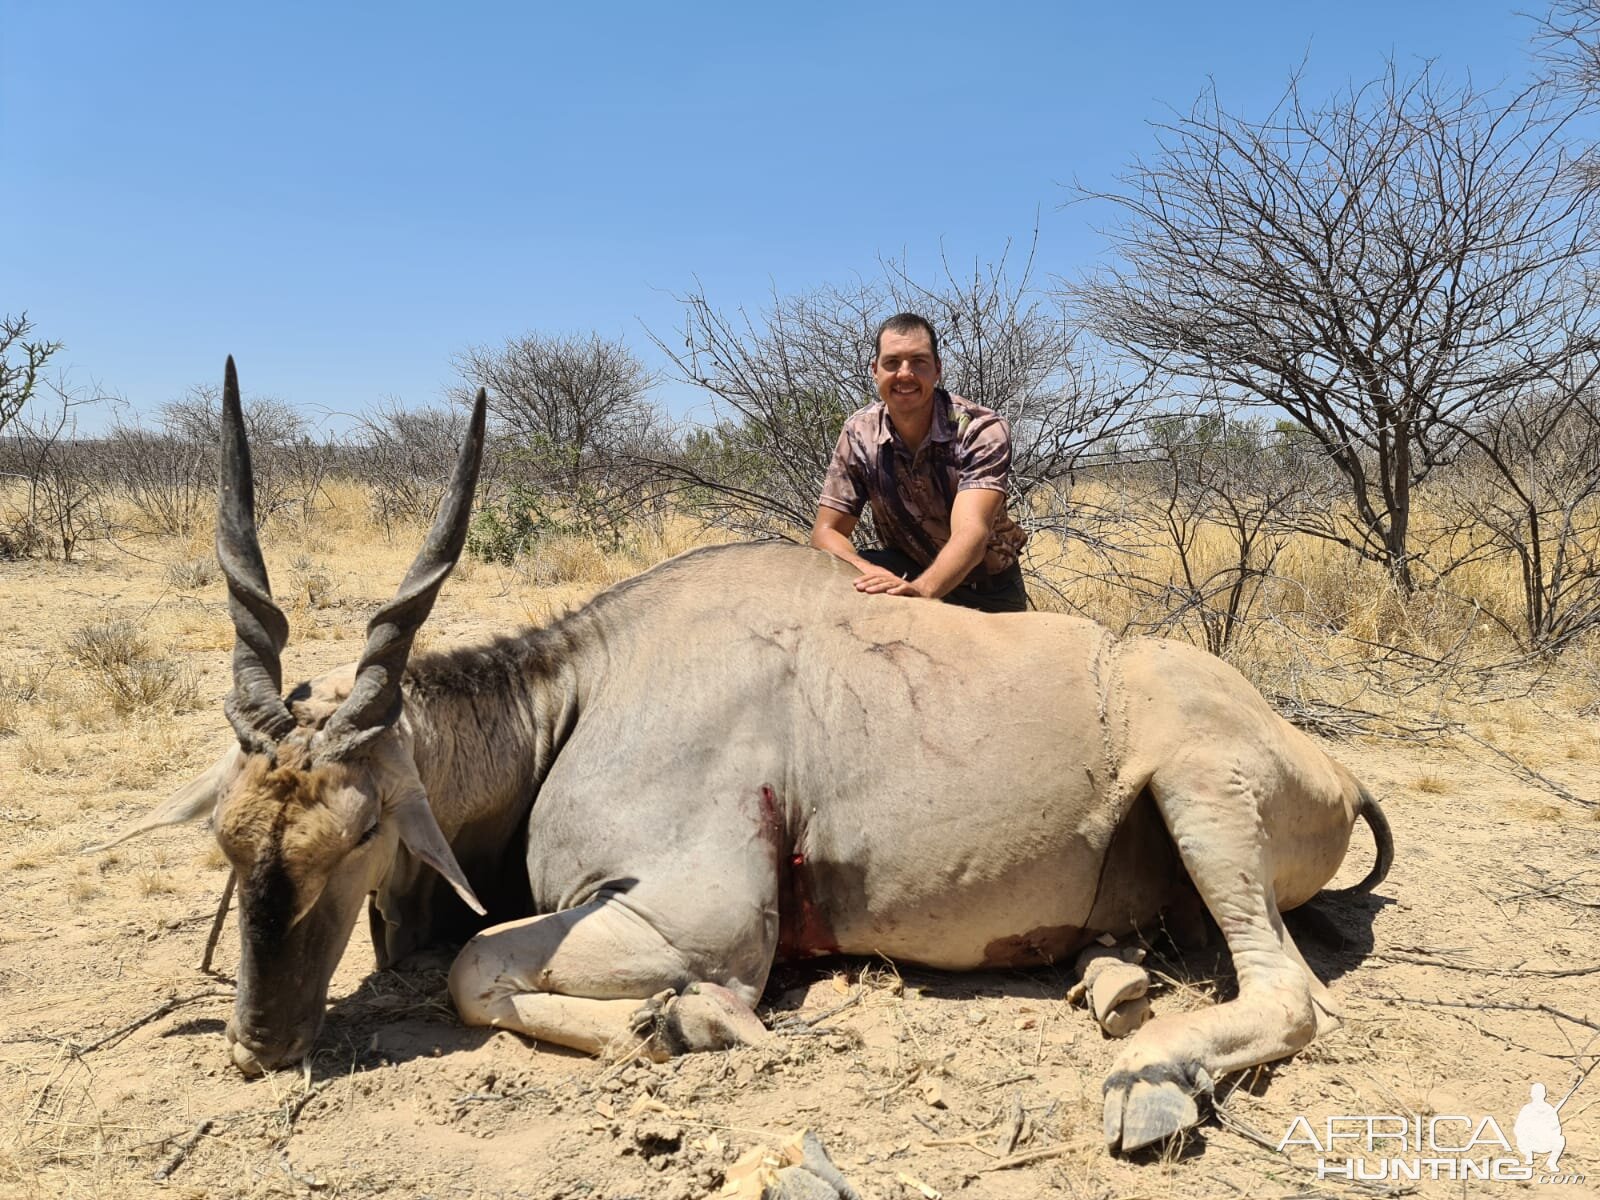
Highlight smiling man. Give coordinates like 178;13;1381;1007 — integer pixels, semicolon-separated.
810;312;1029;613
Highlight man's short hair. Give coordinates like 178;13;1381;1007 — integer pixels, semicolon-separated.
873;313;940;363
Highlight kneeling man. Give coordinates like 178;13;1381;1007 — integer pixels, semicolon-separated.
810;312;1029;613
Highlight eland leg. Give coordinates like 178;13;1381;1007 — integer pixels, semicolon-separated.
448;890;772;1059
1103;752;1333;1154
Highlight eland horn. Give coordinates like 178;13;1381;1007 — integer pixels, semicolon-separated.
217;356;295;755
314;389;488;762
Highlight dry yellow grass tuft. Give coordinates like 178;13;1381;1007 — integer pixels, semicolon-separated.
64;620;201;717
137;867;177;897
0;664;47;736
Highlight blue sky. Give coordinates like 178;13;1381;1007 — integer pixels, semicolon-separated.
2;1;1543;429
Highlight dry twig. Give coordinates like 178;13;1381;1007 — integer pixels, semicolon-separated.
151;1118;213;1181
1364;992;1600;1033
1374;948;1600;977
70;989;230;1056
1459;731;1596;808
981;1139;1088;1172
199;871;235;975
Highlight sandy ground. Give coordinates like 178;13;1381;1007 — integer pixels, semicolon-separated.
2;547;1598;1200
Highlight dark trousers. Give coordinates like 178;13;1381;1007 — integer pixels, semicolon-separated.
860;547;1029;614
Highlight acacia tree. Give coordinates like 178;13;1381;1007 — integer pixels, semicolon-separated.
1;380;100;560
1436;365;1600;650
352;400;480;530
1079;64;1600;591
0;313;61;438
452;332;658;490
649;280;882;536
146;385;324;526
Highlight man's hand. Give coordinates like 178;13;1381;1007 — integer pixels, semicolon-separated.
853;566;933;598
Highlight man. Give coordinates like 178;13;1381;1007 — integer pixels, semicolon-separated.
810;312;1029;613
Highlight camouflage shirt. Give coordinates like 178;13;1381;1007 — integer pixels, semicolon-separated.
819;390;1027;578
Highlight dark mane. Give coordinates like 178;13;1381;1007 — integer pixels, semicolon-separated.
404;622;574;699
403;542;795;697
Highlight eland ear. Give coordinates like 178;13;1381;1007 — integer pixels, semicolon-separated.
391;788;486;916
83;749;239;853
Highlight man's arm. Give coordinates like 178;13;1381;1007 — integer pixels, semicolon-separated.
809;507;907;589
854;488;1004;599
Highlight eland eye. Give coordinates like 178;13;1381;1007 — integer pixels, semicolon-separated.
355;823;380;847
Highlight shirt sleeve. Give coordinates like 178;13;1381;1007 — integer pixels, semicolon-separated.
818;426;867;516
956;412;1013;493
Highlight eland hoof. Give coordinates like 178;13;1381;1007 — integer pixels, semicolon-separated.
1104;1077;1202;1154
630;983;769;1058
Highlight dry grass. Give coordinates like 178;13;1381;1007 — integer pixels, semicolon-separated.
136;867;176;897
0;664;47;736
64;621;201;717
67;867;100;905
164;555;218;591
16;733;70;776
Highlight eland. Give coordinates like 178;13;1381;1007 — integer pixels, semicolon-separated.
101;358;1392;1155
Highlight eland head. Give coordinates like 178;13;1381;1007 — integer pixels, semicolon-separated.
97;358;489;1075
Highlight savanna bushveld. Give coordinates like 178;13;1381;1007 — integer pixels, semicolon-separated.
5;40;1600;1200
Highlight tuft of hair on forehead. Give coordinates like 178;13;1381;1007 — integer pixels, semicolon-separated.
217;753;372;887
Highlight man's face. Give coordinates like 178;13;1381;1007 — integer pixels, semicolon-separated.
872;327;942;419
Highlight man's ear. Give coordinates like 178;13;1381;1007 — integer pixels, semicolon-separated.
391;787;486;916
83;749;239;853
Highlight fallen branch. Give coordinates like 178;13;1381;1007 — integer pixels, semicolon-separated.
274;1081;329;1141
71;990;231;1056
1269;694;1453;743
998;1089;1025;1156
803;991;862;1029
151;1118;213;1181
1374;950;1600;977
920;1134;999;1158
1459;731;1596;808
976;1072;1036;1093
1500;872;1600;905
453;1087;547;1107
1365;992;1600;1033
1212;1098;1283;1153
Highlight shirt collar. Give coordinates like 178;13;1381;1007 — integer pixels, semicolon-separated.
875;388;957;450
